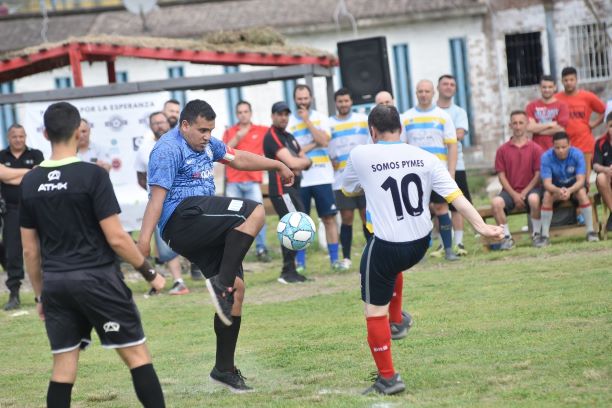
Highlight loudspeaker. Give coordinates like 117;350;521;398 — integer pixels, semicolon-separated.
337;36;392;105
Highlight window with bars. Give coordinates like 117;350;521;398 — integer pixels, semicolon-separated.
569;23;610;81
505;32;543;87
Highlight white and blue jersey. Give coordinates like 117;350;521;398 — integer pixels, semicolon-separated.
540;146;586;188
288;110;334;187
148;127;235;233
440;104;469;171
328;112;369;190
400;106;456;167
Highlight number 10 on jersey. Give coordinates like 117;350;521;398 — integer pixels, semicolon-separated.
381;174;424;220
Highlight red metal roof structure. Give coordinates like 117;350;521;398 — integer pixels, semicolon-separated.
0;34;338;87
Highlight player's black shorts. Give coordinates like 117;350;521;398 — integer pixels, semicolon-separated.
42;264;145;354
270;187;305;218
360;234;430;306
162;196;259;280
449;170;472;211
430;191;448;205
334;189;366;210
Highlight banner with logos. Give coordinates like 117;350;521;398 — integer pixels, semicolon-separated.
18;92;170;231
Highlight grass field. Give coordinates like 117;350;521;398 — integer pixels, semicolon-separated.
1;209;610;407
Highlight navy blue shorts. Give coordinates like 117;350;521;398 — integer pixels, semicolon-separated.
300;184;337;217
360;234;430;306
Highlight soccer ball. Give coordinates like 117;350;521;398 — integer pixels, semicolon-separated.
277;212;316;251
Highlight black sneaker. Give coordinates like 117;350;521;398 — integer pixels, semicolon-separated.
3;291;20;311
390;311;413;340
205;277;234;326
278;273;300;284
362;372;406;395
210;366;253;393
191;263;205;281
256;248;271;263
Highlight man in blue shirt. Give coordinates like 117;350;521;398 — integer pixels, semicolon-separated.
539;132;599;245
137;99;294;392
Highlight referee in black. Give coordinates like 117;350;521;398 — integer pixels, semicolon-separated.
20;102;166;408
0;124;43;310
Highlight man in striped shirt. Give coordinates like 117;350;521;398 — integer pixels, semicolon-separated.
328;88;371;269
401;79;459;261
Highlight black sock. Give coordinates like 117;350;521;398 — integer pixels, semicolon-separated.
130;364;165;408
340;224;352;259
362;224;373;241
215;314;242;372
47;381;73;408
218;230;254;287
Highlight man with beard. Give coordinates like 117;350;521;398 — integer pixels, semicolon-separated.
163;99;180;128
135;111;189;295
526;75;569;151
288;84;341;272
328;88;370;270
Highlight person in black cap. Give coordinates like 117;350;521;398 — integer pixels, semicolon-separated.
263;102;312;283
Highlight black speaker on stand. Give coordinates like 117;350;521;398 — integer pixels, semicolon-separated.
337;36;393;105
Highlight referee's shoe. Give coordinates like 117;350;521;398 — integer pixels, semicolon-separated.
210;366;252;393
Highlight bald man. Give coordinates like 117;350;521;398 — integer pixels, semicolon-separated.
401;79;458;261
375;91;394;107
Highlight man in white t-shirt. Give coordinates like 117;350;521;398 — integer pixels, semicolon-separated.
342;104;503;395
77;119;111;172
288;84;340;271
401;79;459;261
134;111;188;296
437;74;473;256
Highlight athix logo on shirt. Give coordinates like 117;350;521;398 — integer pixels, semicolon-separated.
102;321;120;333
38;170;67;192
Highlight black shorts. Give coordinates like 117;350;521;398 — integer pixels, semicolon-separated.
300;184;338;217
162;196;258;280
334;190;366;210
270;187;305;218
43;264;145;354
449;170;472;211
499;187;542;213
430;191;448;205
360;234;430;306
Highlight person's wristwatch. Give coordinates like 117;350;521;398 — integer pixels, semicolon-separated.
34;296;41;304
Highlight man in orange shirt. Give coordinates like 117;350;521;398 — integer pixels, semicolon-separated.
555;66;605;177
223;100;271;262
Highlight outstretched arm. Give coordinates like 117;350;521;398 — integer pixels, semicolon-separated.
229;149;295;186
450;195;504;240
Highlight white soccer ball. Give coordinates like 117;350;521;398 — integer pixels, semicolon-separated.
277;212;316;251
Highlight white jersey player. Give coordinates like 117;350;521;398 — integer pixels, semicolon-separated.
341;104;503;396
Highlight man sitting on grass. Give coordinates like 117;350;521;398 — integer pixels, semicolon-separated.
539;132;599;246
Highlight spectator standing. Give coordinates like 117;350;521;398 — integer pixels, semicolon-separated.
223;101;271;262
437;74;473;255
555;66;605;177
491;111;544;249
526;75;569;151
264;102;312;283
328;88;370;269
288;84;341;271
374;91;394;107
401;79;459;261
76;119;111;172
0;124;43;310
593;112;612;231
163;99;181;128
134;111;189;295
539;132;599;245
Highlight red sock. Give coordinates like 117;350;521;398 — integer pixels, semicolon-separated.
389;273;403;324
366;315;395;379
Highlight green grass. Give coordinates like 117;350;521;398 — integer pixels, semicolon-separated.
1;215;610;407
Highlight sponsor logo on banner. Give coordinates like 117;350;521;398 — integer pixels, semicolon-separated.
105;115;128;132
